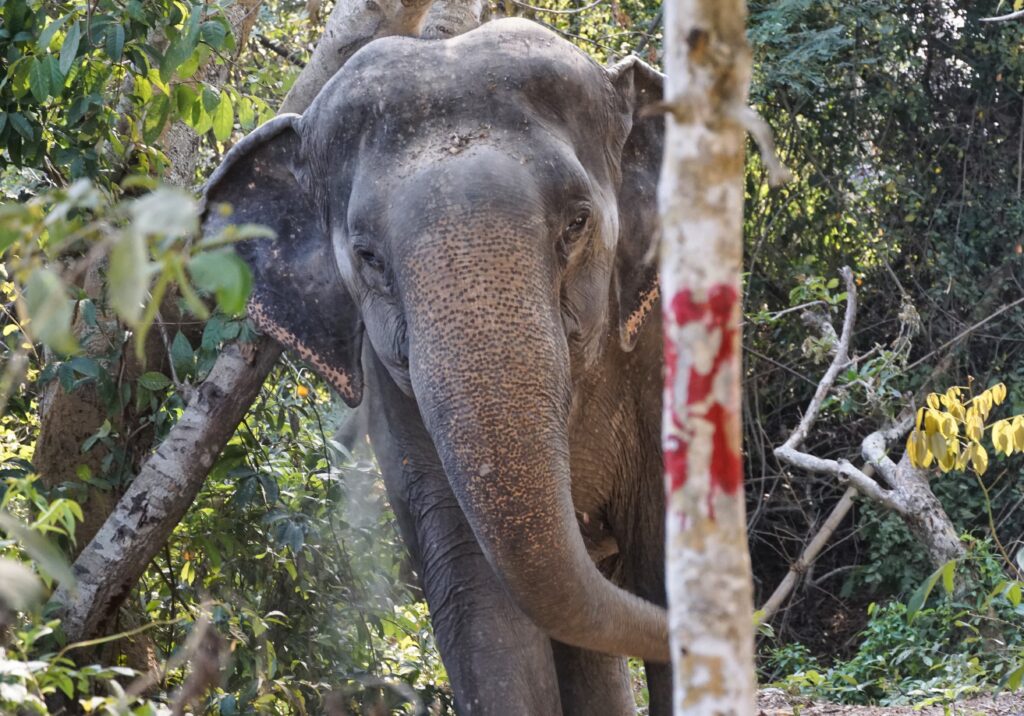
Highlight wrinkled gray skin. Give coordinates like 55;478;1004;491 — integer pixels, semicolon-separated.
204;19;668;714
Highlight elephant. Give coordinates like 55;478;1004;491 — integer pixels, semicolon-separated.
202;18;669;714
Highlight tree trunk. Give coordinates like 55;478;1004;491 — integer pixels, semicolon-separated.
659;0;757;713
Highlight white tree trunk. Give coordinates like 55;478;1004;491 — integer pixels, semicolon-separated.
659;0;757;713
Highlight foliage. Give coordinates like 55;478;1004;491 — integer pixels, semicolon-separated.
906;381;1024;476
763;539;1024;708
0;0;276;180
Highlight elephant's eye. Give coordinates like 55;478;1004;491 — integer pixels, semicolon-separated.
566;210;590;236
354;246;383;270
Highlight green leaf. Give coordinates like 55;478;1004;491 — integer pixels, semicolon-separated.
138;371;171;390
212;92;233;142
201;85;220;113
28;58;49;103
37;13;70;52
142;93;170;144
0;558;43;611
236;95;254;129
160;4;201;82
0;511;75;588
940;559;956;594
59;21;81;75
22;268;77;354
108;231;150;325
171;331;194;378
200;19;228;49
9;112;34;141
175;83;197;118
907;559;957;620
43;56;64;96
129;186;199;237
105;23;125;61
188;249;252;316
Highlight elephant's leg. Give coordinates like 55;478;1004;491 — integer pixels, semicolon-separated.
366;354;562;715
551;640;634;715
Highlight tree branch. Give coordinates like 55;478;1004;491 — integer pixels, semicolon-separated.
778;265;857;454
980;8;1024;22
51;337;282;643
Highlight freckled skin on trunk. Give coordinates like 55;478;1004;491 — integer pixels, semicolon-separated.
398;207;669;663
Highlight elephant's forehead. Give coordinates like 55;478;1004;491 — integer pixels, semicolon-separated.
308;19;613;136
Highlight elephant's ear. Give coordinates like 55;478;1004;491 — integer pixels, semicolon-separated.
202;114;364;406
608;57;664;352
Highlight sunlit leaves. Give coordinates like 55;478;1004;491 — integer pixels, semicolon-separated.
907;382;1022;477
108;230;149;326
188;249;252;316
4;182;252;356
19;267;77;354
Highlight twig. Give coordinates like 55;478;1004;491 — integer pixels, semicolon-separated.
980;8;1024;22
905;295;1024;371
633;7;662;56
510;0;603;15
758;483;859;623
255;34;306;68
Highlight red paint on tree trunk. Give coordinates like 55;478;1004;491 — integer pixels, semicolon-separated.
664;283;742;501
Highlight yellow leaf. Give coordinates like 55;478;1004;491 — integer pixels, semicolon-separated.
992;383;1008;405
966;408;983;442
925;409;941;433
907;430;929;467
946;386;962;402
993;420;1013;456
949;402;965;422
972;444;989;476
938;445;957;472
955;445;970;471
927;393;941;410
1013;416;1024;452
977;393;992;420
928;430;948;461
916;407;926;431
939;414;958;439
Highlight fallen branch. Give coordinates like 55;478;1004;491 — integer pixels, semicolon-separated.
758;483;858;623
770;267;964;619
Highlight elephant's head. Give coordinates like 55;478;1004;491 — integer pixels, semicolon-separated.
203;18;667;661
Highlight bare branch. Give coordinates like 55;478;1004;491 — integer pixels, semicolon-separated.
774;444;894;507
510;0;604;14
860;412;914;488
758;483;858;622
50;337;282;643
980;8;1024;22
778;266;857;454
728;104;793;187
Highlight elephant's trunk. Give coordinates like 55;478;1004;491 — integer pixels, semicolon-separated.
401;218;669;662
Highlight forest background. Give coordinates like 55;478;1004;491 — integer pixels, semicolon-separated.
2;0;1024;713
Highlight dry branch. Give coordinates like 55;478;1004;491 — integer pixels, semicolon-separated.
771;267;964;615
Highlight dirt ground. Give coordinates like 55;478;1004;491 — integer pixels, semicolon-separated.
757;688;1024;715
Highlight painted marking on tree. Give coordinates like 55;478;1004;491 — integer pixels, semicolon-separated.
663;283;742;517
